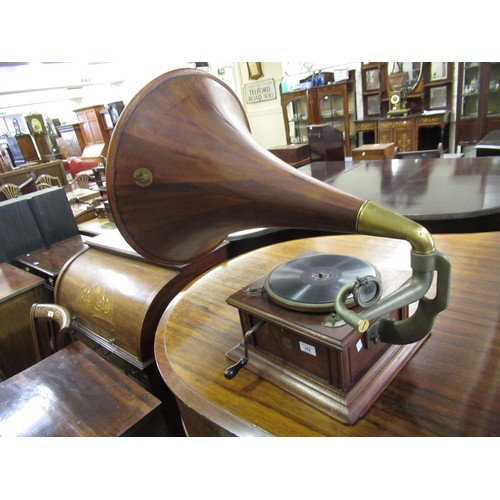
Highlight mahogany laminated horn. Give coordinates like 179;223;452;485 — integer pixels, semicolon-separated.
106;68;364;266
106;68;451;345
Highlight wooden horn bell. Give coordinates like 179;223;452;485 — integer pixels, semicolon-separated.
107;68;451;343
107;68;365;266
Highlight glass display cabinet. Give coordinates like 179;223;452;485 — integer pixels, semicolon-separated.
461;63;481;119
317;84;356;154
486;62;500;117
456;62;500;146
280;70;356;156
281;90;313;145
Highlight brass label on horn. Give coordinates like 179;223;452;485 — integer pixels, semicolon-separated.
133;168;153;187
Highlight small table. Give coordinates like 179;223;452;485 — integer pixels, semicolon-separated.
0;341;162;436
154;232;500;436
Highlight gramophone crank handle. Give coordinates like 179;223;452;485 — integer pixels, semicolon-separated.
224;320;265;380
224;357;248;380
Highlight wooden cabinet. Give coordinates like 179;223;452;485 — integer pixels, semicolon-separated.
56;124;86;158
361;62;386;118
361;63;453;119
423;62;454;112
281;89;312;145
0;263;51;379
378;117;416;151
355;113;449;153
7;134;39;166
280;71;356;156
456;62;500;146
357;62;453;152
74;105;112;156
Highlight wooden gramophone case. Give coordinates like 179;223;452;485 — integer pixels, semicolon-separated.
225;259;424;425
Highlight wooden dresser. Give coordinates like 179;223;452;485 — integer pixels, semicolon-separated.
355;112;449;152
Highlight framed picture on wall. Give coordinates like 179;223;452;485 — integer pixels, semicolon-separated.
430;62;448;81
430;86;448;109
365;69;380;91
367;95;380;115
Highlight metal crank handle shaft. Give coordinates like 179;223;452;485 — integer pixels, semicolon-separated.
224;320;265;380
335;251;451;345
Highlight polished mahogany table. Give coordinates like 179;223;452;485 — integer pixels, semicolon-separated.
155;232;500;436
0;341;162;436
227;157;500;257
299;157;500;233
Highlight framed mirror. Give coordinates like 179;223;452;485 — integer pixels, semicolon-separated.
386;62;422;116
387;62;422;92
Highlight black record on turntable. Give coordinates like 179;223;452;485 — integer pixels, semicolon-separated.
264;253;380;312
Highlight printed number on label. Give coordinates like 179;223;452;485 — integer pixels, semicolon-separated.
299;341;317;357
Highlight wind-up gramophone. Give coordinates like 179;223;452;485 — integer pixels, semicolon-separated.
106;69;451;423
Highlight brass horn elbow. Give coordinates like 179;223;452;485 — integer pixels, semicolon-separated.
356;201;435;255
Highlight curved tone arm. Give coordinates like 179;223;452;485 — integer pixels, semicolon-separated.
335;251;451;344
333;200;451;344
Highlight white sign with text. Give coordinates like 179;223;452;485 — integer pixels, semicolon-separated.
244;79;276;104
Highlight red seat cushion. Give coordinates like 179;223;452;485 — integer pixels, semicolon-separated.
63;157;98;177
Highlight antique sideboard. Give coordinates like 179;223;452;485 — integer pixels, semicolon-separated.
355;111;449;152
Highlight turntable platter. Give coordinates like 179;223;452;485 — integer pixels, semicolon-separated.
264;253;379;312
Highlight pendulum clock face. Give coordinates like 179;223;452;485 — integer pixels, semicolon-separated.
26;114;45;135
390;92;401;110
31;118;43;134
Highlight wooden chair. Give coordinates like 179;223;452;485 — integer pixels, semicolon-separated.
35;174;61;190
35;182;53;191
0;183;22;200
69;172;92;190
396;142;444;159
30;303;73;362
